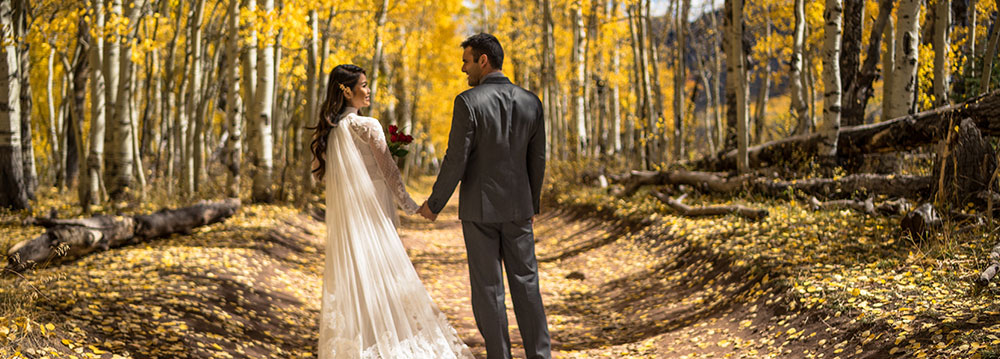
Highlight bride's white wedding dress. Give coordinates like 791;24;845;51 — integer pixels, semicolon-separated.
319;108;474;359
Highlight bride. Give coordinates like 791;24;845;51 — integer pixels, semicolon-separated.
310;64;474;358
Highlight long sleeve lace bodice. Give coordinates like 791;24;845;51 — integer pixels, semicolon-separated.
344;113;420;215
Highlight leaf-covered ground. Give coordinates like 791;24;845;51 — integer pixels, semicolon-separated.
1;169;999;358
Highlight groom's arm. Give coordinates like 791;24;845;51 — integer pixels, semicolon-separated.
427;95;475;214
526;99;545;215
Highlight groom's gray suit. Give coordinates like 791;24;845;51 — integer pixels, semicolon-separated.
427;71;550;359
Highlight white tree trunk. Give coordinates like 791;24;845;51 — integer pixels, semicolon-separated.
730;0;748;173
709;3;723;148
571;5;587;153
370;0;389;115
753;8;772;144
128;61;146;198
241;0;257;167
84;0;107;208
979;13;1000;94
104;0;122;142
107;0;145;200
161;5;183;194
933;0;950;105
606;0;621;155
674;0;690;158
298;9;320;205
47;47;61;184
791;0;809;135
969;0;978;60
882;16;895;122
182;0;206;196
0;0;28;209
225;0;243;197
252;0;276;203
820;0;843;156
889;0;920;118
639;0;658;164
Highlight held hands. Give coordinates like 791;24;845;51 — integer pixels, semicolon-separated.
417;202;438;222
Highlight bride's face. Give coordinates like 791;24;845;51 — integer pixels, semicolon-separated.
348;74;371;109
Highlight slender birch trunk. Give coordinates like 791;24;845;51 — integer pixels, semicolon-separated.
674;0;689;158
128;61;146;199
241;0;257;175
180;0;206;196
979;13;1000;94
890;0;920;117
640;0;659;164
610;0;622;155
82;0;107;209
820;0;843;156
0;0;28;209
790;0;809;135
65;35;87;189
968;0;978;72
541;0;561;160
298;9;320;205
733;0;748;173
933;0;951;105
225;0;243;197
708;3;723;148
161;4;182;193
752;10;771;144
370;0;389;115
107;0;146;200
571;4;587;154
47;48;62;187
882;16;895;122
627;3;646;167
252;0;276;203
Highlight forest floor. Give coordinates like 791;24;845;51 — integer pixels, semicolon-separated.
1;167;999;358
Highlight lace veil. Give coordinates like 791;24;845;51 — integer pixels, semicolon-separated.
319;121;472;358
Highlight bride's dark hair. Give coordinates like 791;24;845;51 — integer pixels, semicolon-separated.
310;64;366;181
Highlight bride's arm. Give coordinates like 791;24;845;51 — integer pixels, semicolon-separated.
352;118;421;215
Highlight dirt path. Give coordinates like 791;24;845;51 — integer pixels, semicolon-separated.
399;197;788;359
8;195;822;358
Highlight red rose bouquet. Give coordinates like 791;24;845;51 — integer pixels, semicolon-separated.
387;125;413;158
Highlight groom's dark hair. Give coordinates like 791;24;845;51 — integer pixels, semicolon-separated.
461;33;503;70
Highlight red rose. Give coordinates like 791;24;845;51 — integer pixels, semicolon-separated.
403;135;413;143
388;125;398;134
391;134;400;142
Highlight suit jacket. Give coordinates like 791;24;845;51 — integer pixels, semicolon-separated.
427;72;546;223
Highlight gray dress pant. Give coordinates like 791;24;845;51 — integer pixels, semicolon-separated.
462;218;551;359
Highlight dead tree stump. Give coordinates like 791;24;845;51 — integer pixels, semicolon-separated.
933;118;998;208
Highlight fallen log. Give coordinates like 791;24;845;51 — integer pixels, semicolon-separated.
701;90;1000;170
753;174;934;200
5;199;241;273
612;170;750;197
978;242;1000;286
809;197;876;215
807;197;913;216
612;169;933;201
651;192;768;221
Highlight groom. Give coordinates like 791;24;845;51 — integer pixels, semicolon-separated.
418;33;551;359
